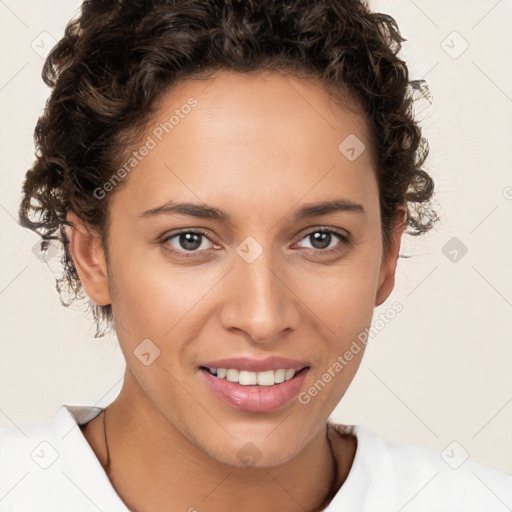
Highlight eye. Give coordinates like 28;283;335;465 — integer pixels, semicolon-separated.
295;228;350;254
161;227;350;258
162;230;217;257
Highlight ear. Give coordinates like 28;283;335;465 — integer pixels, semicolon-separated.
65;211;111;306
375;209;406;307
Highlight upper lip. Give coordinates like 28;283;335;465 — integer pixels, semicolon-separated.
199;356;310;372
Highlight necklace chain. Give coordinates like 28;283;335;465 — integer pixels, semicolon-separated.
102;407;339;511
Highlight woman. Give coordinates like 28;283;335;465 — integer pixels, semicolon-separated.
1;0;511;510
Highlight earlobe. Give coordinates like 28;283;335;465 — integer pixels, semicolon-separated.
65;211;111;306
375;210;406;307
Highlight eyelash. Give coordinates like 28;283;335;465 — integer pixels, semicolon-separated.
161;228;351;258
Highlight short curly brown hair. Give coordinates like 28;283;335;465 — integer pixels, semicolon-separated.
19;0;439;338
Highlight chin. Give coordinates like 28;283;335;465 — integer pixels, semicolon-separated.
188;419;314;469
207;438;302;468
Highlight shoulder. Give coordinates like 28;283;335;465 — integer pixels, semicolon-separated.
328;423;512;512
0;405;127;512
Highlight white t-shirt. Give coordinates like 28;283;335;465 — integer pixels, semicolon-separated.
1;404;511;511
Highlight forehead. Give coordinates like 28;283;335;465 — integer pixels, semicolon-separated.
109;70;378;224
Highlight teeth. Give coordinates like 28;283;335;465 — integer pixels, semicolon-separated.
239;371;257;385
285;368;295;380
210;367;298;386
274;369;285;384
226;369;239;382
256;370;275;386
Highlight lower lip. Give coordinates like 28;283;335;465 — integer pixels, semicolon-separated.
200;368;309;413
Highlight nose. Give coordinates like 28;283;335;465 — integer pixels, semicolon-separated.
219;246;300;344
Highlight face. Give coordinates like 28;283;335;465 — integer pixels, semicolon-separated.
71;70;403;467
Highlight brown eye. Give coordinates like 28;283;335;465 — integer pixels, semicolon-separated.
176;232;203;251
309;231;333;250
162;230;215;256
296;228;350;253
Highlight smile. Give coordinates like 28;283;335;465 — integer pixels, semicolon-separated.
198;358;310;412
202;367;299;386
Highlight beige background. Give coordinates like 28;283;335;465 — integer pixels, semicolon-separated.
1;0;511;476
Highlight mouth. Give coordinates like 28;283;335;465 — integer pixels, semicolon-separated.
200;366;306;386
198;358;310;413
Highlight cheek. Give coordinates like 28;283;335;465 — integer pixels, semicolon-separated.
295;249;382;339
302;271;374;327
107;244;226;340
294;258;380;415
298;267;375;379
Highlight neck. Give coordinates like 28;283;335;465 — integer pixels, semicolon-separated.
89;371;351;512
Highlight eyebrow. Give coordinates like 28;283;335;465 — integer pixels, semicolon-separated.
139;198;366;223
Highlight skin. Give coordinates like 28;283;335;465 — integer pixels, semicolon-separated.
68;70;405;511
